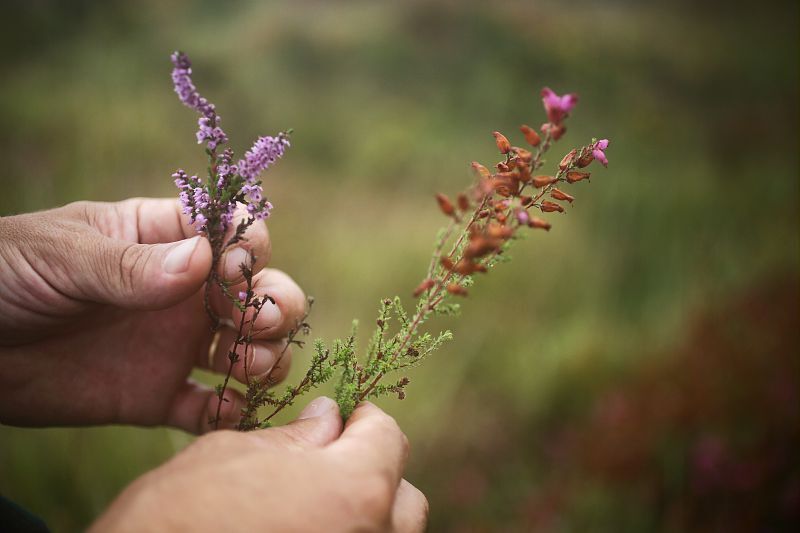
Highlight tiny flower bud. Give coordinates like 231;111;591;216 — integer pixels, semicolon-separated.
566;171;591;183
477;178;494;198
465;236;503;258
576;151;594;167
559;149;577;170
238;291;248;301
491;173;520;197
540;122;566;139
528;216;552;230
487;222;514;239
412;278;435;297
519;124;541;146
454;259;476;275
435;193;456;217
540;200;564;213
512;147;533;162
446;283;469;297
521;195;534;207
440;256;455;271
494;199;510;211
550;188;575;203
471;161;491;179
457;193;470;212
515;209;530;225
496;162;511;172
533;175;556;188
493;131;511;154
516;161;532;183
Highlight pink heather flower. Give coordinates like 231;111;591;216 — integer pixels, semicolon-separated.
592;138;610;167
238;291;248;302
541;87;578;125
515;209;530;225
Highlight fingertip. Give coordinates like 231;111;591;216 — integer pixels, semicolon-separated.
258;396;343;449
206;387;245;433
148;236;212;308
239;270;306;339
218;214;271;283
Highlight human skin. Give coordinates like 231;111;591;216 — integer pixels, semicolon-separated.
0;197;304;432
92;398;428;532
0;199;427;530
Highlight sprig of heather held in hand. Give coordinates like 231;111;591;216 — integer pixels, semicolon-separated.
167;52;610;430
169;51;290;428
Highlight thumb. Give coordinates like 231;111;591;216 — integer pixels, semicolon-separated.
76;234;212;309
258;397;343;449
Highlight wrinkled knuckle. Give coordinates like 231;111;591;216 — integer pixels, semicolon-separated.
116;243;150;297
62;200;95;223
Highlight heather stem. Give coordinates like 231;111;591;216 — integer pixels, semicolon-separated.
213;302;249;430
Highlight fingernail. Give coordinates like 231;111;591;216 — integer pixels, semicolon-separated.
224;247;250;280
298;396;335;420
164;236;201;274
248;344;276;376
258;299;282;329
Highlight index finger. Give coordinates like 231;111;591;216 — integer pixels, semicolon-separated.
327;402;410;489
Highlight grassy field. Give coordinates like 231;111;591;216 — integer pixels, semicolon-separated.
0;1;797;530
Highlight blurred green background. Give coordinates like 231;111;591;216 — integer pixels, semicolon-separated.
0;0;797;531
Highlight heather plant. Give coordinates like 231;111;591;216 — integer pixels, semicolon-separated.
169;51;610;430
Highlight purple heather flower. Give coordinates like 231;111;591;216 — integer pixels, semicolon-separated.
241;183;262;203
220;208;235;229
541;87;578;125
196;116;228;151
238;291;248;302
194;213;208;227
237;134;290;182
192;187;210;210
247;200;273;220
171;51;228;152
170;51;215;116
170;52;288;233
173;169;190;189
592;138;610;167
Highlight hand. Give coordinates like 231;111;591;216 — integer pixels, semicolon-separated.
91;398;428;532
0;198;306;432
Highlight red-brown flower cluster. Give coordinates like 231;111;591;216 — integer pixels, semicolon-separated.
421;87;609;301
